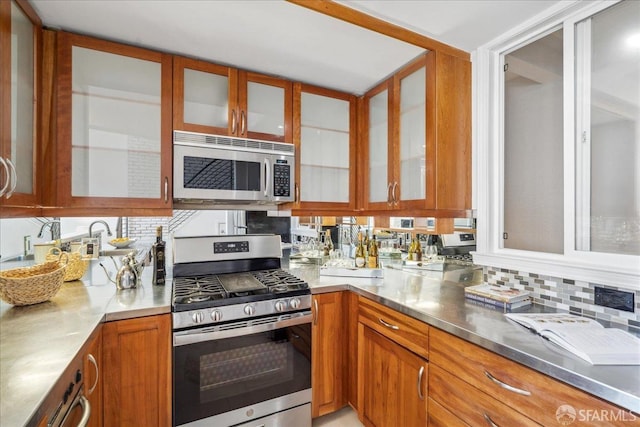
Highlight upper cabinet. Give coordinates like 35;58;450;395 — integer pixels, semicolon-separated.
173;56;293;143
291;83;357;213
0;0;41;214
45;31;173;215
362;52;471;216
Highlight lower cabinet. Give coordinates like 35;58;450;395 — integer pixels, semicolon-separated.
312;292;347;417
84;325;102;427
358;326;428;427
429;327;634;427
103;314;171;427
357;297;429;427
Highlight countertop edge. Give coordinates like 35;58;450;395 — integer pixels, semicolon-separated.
313;283;640;413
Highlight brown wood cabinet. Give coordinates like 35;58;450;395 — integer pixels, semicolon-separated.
83;325;102;427
358;325;427;427
429;327;636;427
0;0;42;217
361;51;471;217
290;83;358;214
357;297;428;427
43;31;173;216
312;292;347;417
103;314;171;427
173;55;293;143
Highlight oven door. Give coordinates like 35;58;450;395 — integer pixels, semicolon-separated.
174;143;268;202
173;313;312;427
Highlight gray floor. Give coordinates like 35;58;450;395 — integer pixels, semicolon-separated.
312;406;363;427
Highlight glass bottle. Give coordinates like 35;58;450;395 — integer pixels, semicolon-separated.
368;235;379;268
407;236;416;261
355;232;366;268
151;226;166;285
415;237;423;262
323;229;334;257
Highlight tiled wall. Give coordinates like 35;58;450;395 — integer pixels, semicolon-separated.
484;267;640;329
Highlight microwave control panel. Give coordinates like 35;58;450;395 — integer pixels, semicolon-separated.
273;163;291;197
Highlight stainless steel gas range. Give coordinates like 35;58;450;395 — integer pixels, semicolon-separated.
171;234;312;427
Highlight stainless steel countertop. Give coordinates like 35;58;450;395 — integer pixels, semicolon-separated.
0;261;171;427
290;263;640;413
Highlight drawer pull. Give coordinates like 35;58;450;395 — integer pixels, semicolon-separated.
417;365;425;400
484;370;531;396
378;318;399;330
483;413;500;427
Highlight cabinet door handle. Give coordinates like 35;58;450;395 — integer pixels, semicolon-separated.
164;176;169;203
483;413;500;427
87;353;99;395
231;110;237;134
392;181;398;205
295;183;300;204
386;182;393;206
5;158;17;199
240;110;246;135
0;157;9;197
378;318;399;330
313;299;318;326
417;365;425;400
484;370;531;396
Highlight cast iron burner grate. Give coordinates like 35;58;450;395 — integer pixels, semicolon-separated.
173;276;228;305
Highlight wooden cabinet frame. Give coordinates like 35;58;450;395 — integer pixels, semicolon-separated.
291;82;358;214
46;31;173;215
0;0;42;216
173;56;293;143
360;52;471;217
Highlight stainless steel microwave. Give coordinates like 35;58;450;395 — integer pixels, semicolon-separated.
173;131;294;207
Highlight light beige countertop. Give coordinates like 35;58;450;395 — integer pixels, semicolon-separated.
0;262;171;427
289;263;640;414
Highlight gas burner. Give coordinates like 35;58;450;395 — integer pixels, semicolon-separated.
271;285;288;293
185;293;212;303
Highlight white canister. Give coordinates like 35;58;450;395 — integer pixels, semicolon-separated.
34;242;56;264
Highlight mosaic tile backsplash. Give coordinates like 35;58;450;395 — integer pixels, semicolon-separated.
484;267;640;330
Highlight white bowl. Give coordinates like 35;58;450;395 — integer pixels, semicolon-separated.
108;238;137;248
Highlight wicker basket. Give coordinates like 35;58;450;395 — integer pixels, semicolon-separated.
0;257;68;306
47;247;89;282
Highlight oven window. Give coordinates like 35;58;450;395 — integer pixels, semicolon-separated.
173;324;311;426
183;156;261;191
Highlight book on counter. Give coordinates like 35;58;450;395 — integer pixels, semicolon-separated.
505;313;640;365
464;284;531;308
465;292;532;310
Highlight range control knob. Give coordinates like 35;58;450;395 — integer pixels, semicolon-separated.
275;300;287;312
244;305;255;316
210;310;222;322
289;298;301;309
192;311;204;324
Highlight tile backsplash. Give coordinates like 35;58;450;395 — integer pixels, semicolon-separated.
484;266;640;330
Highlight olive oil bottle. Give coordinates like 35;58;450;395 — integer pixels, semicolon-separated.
152;226;166;285
355;232;366;268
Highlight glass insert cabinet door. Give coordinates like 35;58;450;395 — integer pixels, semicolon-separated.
575;0;640;256
297;87;354;206
71;46;162;199
398;64;427;202
183;67;229;130
368;87;390;204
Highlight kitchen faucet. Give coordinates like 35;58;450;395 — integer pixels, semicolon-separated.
37;219;61;241
89;220;113;238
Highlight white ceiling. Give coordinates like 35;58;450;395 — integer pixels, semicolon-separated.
30;0;565;95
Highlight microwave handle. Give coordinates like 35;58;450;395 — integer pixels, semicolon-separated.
264;157;271;198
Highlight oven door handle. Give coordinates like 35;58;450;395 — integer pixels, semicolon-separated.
173;312;312;346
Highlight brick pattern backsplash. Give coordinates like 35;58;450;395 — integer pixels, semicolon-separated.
126;211;198;240
484;266;640;329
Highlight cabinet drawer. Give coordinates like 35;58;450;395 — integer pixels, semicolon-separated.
430;364;541;427
430;328;634;426
358;297;428;359
428;398;469;427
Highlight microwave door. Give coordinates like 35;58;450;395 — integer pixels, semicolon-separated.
174;144;268;201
